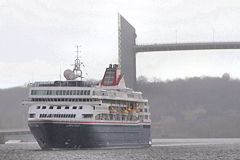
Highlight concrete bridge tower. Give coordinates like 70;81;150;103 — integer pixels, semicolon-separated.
118;14;137;89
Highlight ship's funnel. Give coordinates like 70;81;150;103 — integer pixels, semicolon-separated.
101;64;125;87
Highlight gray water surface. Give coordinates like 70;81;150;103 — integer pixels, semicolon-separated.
1;139;240;160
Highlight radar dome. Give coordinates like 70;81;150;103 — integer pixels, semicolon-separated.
64;69;76;80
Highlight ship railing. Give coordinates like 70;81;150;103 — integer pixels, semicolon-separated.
31;81;97;87
32;81;55;87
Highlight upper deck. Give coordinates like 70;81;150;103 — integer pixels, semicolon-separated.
25;63;148;104
32;80;97;88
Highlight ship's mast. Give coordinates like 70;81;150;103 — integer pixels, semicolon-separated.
73;45;84;80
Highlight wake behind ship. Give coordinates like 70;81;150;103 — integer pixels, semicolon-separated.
22;53;151;149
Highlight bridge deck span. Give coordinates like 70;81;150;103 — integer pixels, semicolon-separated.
135;42;240;52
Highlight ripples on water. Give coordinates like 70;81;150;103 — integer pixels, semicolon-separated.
1;139;240;160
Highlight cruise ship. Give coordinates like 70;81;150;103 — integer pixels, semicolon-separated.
23;53;151;149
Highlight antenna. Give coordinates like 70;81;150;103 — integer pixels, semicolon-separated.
76;45;80;59
72;45;85;80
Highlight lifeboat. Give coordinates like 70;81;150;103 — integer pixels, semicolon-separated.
109;107;117;113
130;109;136;113
121;109;128;114
130;109;136;115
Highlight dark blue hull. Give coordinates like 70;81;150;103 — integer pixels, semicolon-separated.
28;122;151;149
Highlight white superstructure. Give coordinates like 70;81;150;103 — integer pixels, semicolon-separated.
24;59;151;125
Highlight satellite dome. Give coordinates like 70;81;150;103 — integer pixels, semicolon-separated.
64;69;76;80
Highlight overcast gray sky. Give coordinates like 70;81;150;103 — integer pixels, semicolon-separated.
1;0;240;88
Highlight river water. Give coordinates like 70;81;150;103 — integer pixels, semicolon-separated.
1;139;240;160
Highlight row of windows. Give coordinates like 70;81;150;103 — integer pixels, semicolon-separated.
37;106;83;110
39;114;76;118
31;90;91;96
36;113;149;120
32;98;98;102
82;114;93;118
31;98;147;107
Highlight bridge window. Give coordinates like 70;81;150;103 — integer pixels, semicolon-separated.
31;90;36;95
73;106;77;109
57;106;61;109
49;106;54;109
73;90;76;95
29;114;35;118
37;106;40;109
79;106;82;109
42;106;46;109
40;114;47;118
65;106;69;109
82;114;93;118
